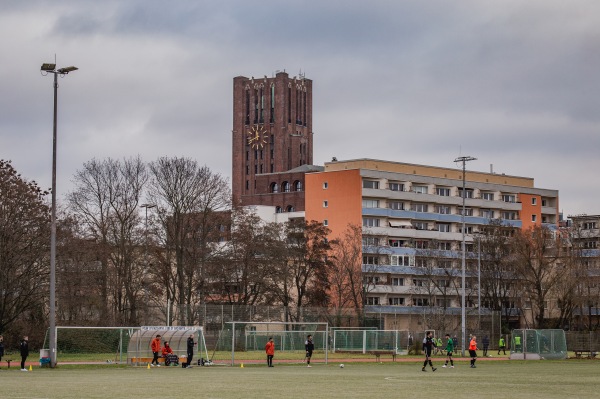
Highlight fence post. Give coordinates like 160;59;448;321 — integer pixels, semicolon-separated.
363;330;367;354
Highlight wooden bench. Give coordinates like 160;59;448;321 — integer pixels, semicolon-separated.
573;350;597;359
369;351;397;362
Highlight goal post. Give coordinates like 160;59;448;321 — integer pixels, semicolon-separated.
225;321;329;366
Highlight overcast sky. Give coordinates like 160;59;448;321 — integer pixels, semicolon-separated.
1;0;599;216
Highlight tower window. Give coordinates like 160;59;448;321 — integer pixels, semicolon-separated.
271;183;279;193
294;181;302;191
286;205;295;212
282;181;290;192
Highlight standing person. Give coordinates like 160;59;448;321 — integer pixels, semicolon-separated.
265;337;275;367
514;334;522;353
0;335;4;370
305;334;314;368
482;335;490;357
442;334;454;368
20;336;29;371
421;332;437;372
150;334;162;367
185;333;196;368
436;336;444;355
469;335;478;368
498;336;506;355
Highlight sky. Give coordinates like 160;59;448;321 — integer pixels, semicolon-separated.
1;0;599;216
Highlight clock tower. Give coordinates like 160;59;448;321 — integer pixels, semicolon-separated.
232;71;316;211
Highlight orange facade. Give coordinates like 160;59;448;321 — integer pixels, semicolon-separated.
305;169;363;240
519;193;541;230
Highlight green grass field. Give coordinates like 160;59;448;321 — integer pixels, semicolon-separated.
3;359;599;399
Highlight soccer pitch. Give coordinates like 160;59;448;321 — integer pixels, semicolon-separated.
3;360;599;399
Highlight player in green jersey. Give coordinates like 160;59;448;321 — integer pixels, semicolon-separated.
442;333;454;368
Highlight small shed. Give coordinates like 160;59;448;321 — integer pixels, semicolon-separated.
127;326;207;366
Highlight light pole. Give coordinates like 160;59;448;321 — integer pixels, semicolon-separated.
41;62;78;368
141;204;156;325
454;155;476;356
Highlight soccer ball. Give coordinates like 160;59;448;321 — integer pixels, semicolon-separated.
339;364;344;368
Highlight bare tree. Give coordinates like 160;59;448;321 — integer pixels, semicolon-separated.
147;157;229;325
67;157;148;325
512;225;563;329
0;160;50;334
328;224;364;314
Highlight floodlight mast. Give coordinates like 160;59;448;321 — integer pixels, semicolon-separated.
454;155;477;357
40;61;78;368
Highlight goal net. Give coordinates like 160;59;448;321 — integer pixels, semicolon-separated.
510;329;567;360
332;329;409;354
221;321;329;365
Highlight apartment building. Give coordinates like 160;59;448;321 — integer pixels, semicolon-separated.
305;159;560;330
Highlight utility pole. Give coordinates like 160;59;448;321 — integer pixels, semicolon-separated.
454;155;477;356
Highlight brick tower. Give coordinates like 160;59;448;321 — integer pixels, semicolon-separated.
232;71;316;212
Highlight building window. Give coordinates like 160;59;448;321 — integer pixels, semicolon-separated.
436;187;450;196
254;165;258;174
245;180;249;190
323;219;328;226
583;222;597;230
458;188;474;198
391;255;411;266
412;185;428;194
275;206;282;213
414;257;428;267
502;194;516;203
436;299;451;307
391;278;404;286
323;182;328;189
362;236;379;246
363;180;379;189
411;203;428;213
413;279;427;287
413;221;428;230
542;199;547;206
389;201;404;210
363;218;380;227
413;298;429;306
366;297;380;305
481;209;494;219
362;199;379;208
532;198;537;205
287;205;295;212
437;223;450;232
282;181;290;192
501;211;518;220
459;226;474;234
437;260;453;269
482;192;494;201
389;182;405;191
389;297;405;306
270;182;279;193
363;256;379;265
388;239;406;247
439;241;452;250
435;205;451;214
323;200;328;208
532;215;537;222
459;208;474;216
294;180;302;191
414;240;429;249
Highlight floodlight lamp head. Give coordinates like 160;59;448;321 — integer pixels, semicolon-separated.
41;63;56;72
57;66;78;74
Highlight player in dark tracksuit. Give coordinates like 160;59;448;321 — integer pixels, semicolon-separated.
186;334;195;368
305;335;314;367
422;332;437;372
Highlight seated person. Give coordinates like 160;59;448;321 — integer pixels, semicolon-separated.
162;341;173;356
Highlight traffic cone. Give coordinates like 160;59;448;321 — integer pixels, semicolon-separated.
147;363;151;369
241;363;244;368
29;365;33;371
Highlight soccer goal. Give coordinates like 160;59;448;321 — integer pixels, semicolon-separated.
510;329;567;360
332;329;409;354
223;321;329;365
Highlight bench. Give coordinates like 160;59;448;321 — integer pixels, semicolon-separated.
368;351;397;362
573;350;597;359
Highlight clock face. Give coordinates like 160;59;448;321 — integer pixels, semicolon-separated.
247;125;268;149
